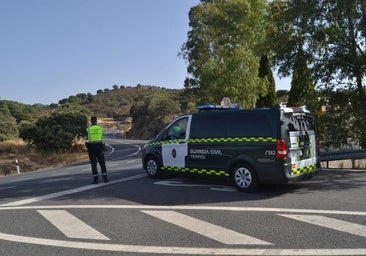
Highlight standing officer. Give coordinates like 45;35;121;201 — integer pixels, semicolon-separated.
86;116;108;184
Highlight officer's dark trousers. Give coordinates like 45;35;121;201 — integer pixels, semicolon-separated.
87;142;107;180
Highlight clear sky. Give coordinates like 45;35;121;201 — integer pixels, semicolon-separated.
0;0;290;105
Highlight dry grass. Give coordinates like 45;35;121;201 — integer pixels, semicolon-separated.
0;139;89;176
0;119;121;177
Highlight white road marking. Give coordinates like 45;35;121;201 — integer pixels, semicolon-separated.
48;172;67;177
155;180;234;191
0;206;365;255
210;187;236;192
142;210;271;245
39;177;74;184
0;231;365;255
279;214;366;238
1;205;366;216
0;186;15;190
155;180;209;187
12;178;33;182
38;210;109;240
0;174;145;207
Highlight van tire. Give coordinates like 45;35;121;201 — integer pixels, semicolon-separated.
145;156;162;178
231;163;259;192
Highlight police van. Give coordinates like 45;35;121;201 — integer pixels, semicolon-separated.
142;104;320;192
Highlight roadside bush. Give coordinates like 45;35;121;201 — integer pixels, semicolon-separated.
19;112;88;153
0;116;18;142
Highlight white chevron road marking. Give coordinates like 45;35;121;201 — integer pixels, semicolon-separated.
38;210;109;240
279;214;366;238
0;206;365;255
141;210;272;245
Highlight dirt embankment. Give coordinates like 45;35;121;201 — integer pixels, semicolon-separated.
0;151;89;176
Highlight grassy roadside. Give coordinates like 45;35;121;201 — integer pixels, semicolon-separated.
0;119;125;177
0;139;89;176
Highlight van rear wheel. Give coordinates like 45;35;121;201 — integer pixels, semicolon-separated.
145;156;162;178
231;163;259;192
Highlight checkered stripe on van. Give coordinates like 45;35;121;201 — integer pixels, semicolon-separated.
148;137;276;146
188;137;276;143
161;166;230;177
291;164;317;176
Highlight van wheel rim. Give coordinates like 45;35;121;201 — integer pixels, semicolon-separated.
234;167;252;188
147;160;157;175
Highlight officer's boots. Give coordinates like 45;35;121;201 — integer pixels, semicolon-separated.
102;173;109;183
92;175;98;184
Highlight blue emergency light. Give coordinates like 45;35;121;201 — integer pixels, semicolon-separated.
196;103;241;111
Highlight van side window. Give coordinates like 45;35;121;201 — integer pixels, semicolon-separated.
190;114;226;138
190;112;272;138
166;117;188;140
226;114;272;137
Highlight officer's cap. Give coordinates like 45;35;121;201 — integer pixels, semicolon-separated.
91;116;97;124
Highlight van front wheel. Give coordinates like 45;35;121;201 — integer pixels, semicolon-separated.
145;156;162;178
231;163;259;192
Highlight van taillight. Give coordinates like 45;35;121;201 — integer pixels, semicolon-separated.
276;139;287;159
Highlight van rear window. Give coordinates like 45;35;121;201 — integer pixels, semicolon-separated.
283;112;315;132
190;112;272;138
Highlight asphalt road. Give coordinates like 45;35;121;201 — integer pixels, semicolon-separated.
0;134;365;256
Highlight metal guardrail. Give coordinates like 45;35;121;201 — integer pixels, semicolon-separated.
319;149;366;168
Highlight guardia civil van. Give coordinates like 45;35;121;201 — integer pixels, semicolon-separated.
142;104;320;192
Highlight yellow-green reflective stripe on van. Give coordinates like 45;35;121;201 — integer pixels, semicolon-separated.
188;137;276;143
148;137;276;146
290;164;317;176
161;166;229;177
148;139;184;146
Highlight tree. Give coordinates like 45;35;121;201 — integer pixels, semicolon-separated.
180;0;267;108
0;115;18;141
256;55;277;107
287;49;317;108
19;112;88;152
321;90;355;149
0;101;10;116
269;0;366;147
129;91;182;139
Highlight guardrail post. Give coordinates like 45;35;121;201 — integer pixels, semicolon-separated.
15;159;20;174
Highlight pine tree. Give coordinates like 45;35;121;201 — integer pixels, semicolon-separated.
256;55;277;107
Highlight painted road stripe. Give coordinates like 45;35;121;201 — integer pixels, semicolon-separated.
279;214;366;238
141;210;271;245
0;231;365;255
38;210;109;240
1;205;366;216
0;173;145;207
0;206;365;255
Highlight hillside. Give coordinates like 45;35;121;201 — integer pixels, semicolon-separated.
79;85;190;139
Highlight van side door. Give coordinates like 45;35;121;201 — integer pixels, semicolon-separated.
161;116;191;169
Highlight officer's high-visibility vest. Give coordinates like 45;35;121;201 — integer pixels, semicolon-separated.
87;125;103;142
